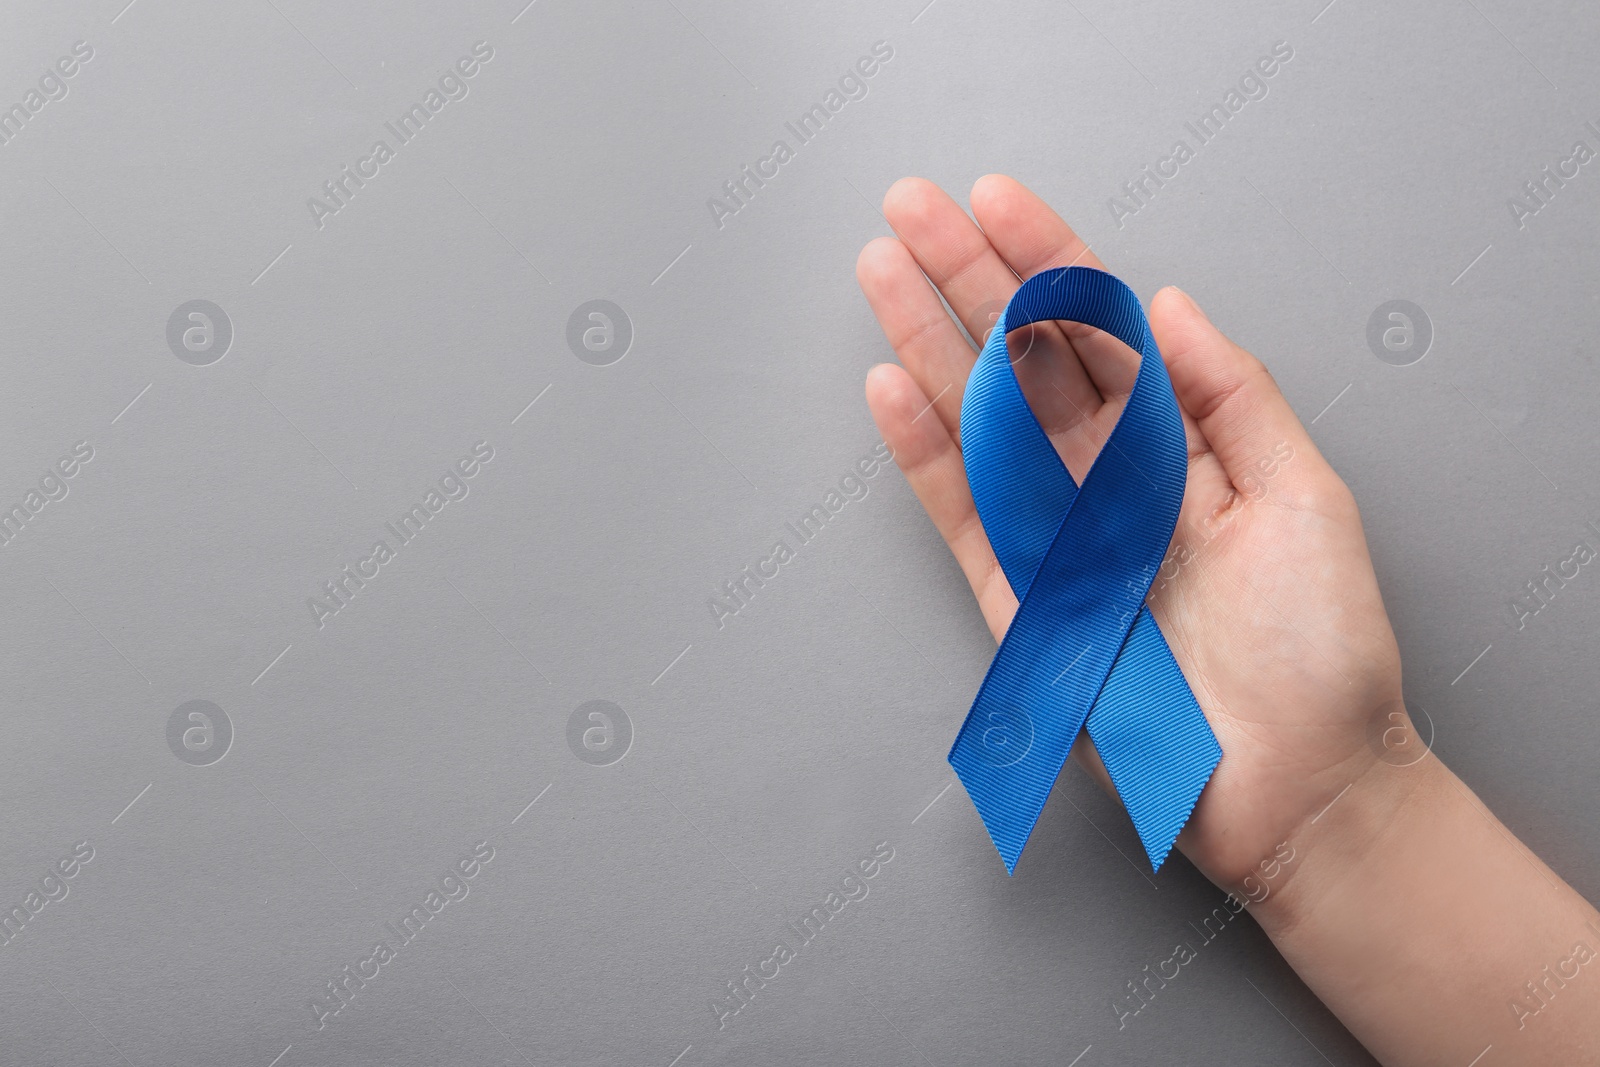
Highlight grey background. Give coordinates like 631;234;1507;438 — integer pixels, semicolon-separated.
1;0;1597;1063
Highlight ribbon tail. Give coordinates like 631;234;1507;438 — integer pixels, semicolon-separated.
1085;606;1221;871
949;753;1051;877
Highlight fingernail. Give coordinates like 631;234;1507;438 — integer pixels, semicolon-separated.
1171;286;1206;318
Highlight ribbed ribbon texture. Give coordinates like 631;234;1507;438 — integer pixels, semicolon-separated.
950;266;1221;875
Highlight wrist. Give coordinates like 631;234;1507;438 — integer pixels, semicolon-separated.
1242;743;1447;936
1225;735;1600;1064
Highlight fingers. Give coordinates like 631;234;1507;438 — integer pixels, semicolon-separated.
969;174;1141;403
1150;286;1324;499
864;363;1016;639
856;236;980;436
968;174;1105;275
880;178;1103;432
881;177;1026;346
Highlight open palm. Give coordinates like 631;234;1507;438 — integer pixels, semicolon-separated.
857;175;1405;888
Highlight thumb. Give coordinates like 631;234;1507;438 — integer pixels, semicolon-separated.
1150;286;1322;496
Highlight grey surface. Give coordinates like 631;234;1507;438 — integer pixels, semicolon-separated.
1;0;1597;1063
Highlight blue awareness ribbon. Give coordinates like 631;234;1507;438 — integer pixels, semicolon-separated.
949;265;1221;875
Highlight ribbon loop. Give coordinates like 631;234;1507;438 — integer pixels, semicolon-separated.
950;266;1221;874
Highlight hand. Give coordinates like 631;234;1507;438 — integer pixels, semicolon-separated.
858;175;1600;1065
855;174;1403;890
